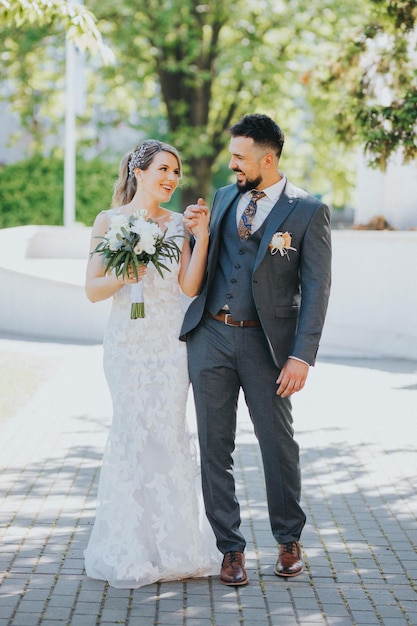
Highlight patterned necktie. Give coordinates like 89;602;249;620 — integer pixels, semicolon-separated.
237;190;266;241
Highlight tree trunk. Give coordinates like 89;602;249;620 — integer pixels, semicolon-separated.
179;154;215;210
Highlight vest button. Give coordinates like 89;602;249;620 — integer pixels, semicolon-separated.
234;264;241;269
231;278;237;284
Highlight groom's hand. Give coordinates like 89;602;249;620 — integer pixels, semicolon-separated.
276;358;309;398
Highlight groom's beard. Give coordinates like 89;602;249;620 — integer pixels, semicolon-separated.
234;173;263;193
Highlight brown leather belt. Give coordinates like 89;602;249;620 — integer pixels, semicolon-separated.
207;311;261;328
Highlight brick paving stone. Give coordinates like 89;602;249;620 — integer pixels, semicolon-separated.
65;615;97;626
5;615;37;626
158;613;184;625
349;613;382;625
1;342;417;626
296;610;327;622
320;603;351;619
42;605;73;621
269;618;299;626
129;607;158;620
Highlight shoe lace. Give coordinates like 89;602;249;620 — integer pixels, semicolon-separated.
225;551;240;565
281;542;297;555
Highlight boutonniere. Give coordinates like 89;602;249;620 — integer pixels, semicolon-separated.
269;231;297;258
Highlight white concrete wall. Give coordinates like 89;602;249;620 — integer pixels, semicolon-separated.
0;226;416;360
356;152;417;230
320;230;417;360
0;226;110;343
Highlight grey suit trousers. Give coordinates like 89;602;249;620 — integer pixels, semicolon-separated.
187;314;306;554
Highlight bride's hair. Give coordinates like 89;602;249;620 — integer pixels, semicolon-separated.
111;139;182;208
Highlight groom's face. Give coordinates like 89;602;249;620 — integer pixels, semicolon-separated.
228;136;265;193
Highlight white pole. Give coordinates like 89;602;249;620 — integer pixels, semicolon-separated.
64;0;82;228
64;32;76;227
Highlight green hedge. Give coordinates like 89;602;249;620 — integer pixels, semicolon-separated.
0;156;118;228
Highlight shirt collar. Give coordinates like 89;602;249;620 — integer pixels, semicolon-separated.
261;173;287;202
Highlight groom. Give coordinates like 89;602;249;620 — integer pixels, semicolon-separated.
181;113;331;585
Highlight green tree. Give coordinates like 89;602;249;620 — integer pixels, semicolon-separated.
2;0;368;211
88;0;363;206
320;0;417;169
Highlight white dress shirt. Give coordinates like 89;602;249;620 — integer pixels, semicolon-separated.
236;174;287;232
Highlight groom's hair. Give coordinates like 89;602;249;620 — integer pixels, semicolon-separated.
230;114;285;158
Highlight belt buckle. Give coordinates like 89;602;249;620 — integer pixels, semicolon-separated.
224;313;234;327
224;313;243;327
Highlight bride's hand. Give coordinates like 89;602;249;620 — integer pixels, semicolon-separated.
124;264;147;284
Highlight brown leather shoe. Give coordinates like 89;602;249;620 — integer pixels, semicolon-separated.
220;551;249;586
274;541;303;577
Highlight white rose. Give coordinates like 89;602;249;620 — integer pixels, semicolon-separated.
131;218;144;235
141;232;157;254
110;214;129;230
134;232;156;255
131;219;162;238
107;230;123;251
146;222;163;238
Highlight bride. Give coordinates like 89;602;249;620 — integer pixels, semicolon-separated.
84;139;220;588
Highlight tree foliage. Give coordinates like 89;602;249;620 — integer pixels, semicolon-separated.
86;0;363;206
0;0;112;60
321;0;417;169
4;0;416;215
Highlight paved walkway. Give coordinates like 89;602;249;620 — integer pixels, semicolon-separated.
0;337;416;626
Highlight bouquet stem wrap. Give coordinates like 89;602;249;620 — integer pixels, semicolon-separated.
130;281;145;319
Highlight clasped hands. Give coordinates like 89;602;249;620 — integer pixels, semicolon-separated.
183;198;210;239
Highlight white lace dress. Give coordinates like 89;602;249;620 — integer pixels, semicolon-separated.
84;209;220;588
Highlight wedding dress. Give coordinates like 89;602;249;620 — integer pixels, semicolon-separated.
84;210;220;588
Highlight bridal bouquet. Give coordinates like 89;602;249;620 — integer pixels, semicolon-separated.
91;209;182;318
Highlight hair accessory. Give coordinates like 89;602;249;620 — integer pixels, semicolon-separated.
128;143;149;177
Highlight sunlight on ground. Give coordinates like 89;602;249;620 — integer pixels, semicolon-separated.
0;351;58;425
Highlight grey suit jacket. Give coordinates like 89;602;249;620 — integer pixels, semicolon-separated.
180;180;332;368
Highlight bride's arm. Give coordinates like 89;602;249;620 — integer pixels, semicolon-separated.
178;200;209;298
85;213;125;302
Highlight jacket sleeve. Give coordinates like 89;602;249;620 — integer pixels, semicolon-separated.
290;201;332;365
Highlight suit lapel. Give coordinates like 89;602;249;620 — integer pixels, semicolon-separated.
254;181;299;271
210;186;240;237
206;186;240;283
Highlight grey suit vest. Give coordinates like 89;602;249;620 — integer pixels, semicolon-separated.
206;198;268;320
